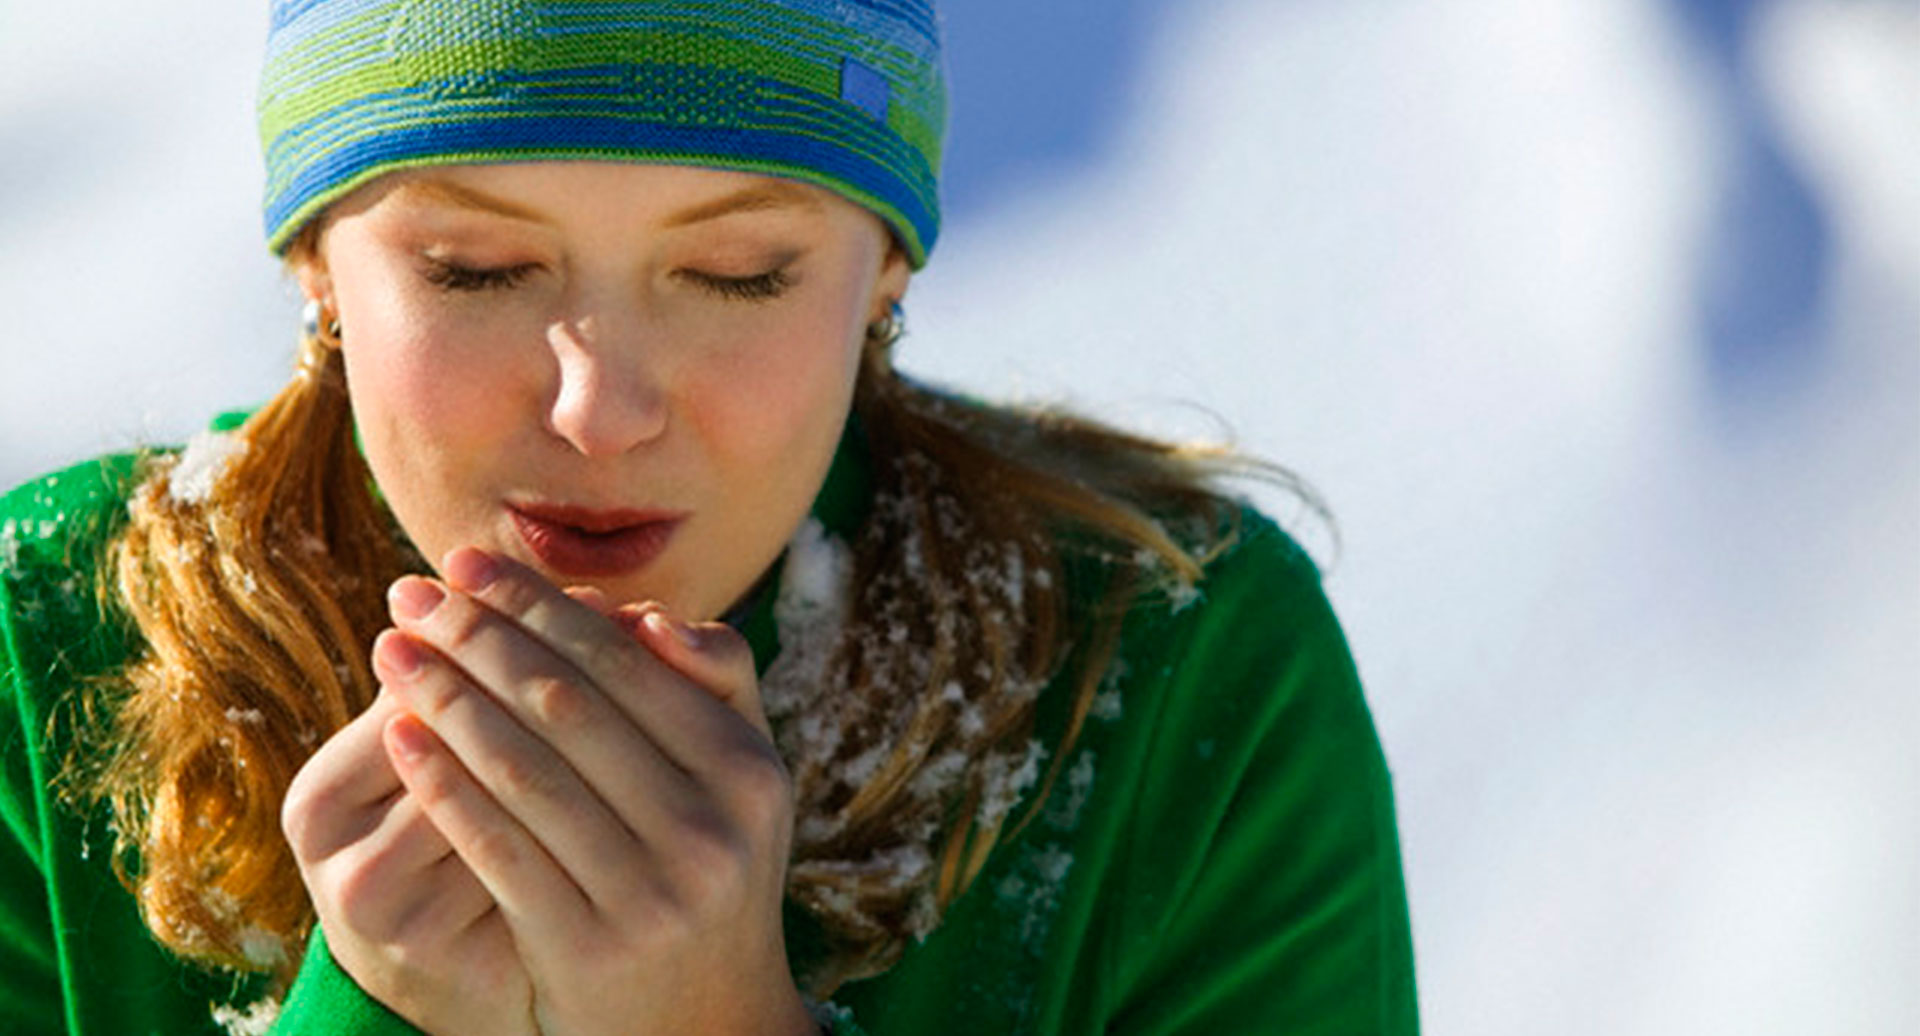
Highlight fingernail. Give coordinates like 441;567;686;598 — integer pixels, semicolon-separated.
445;548;499;592
566;585;611;613
644;610;702;649
387;715;431;762
374;631;424;677
389;578;444;622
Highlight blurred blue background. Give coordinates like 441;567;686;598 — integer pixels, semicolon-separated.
3;1;1915;1031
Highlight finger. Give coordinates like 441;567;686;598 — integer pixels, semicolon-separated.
631;608;770;741
616;605;789;846
564;585;614;615
378;636;655;908
388;849;497;943
351;786;455;879
321;788;470;939
283;689;409;860
384;712;595;935
435;548;754;778
608;601;659;643
381;586;703;840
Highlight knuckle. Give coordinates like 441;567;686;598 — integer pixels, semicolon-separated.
376;928;455;987
725;740;793;818
647;898;697;944
354;825;414;882
665;809;750;896
378;932;429;974
479;572;545;622
630;870;700;938
609;867;713;945
330;861;397;937
551;918;606;963
408;758;463;808
580;633;641;685
331;859;378;914
465;824;524;873
281;765;353;858
280;781;319;852
524;674;589;729
435;601;490;655
405;668;466;720
494;749;564;804
676;805;737;854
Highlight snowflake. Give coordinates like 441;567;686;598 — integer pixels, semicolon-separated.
169;430;247;504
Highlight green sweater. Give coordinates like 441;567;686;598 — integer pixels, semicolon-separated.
0;435;1417;1034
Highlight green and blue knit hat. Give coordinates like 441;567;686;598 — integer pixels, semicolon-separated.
258;0;946;266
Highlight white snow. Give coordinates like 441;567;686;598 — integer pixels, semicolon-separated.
804;998;857;1031
210;998;280;1036
235;925;286;969
1042;752;1098;833
840;744;890;788
908;749;969;800
4;0;1912;1030
761;517;853;725
167;430;246;505
995;840;1077;950
976;739;1047;830
779;518;850;613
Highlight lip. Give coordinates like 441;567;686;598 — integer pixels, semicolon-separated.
507;501;688;578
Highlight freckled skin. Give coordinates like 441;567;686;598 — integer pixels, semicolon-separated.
297;162;910;619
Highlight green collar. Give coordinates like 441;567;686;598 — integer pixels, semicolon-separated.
731;411;872;675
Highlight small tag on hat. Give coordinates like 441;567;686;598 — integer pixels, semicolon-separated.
841;58;890;124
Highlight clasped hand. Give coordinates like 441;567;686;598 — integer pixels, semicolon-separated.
282;547;815;1036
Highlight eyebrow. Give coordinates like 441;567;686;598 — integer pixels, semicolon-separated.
394;176;824;228
662;182;825;227
395;177;550;224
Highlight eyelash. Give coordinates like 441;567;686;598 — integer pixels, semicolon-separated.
421;261;536;292
679;268;793;303
421;260;794;303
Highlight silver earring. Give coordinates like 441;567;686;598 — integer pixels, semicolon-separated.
302;299;342;344
868;300;906;347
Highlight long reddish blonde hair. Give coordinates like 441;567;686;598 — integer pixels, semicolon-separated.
78;228;1326;993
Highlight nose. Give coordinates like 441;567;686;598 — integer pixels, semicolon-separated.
543;312;670;457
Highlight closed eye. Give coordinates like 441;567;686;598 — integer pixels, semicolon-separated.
421;260;539;292
678;268;793;303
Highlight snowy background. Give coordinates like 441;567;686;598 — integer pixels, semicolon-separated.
3;0;1915;1032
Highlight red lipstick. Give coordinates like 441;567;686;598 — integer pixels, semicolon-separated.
508;502;686;578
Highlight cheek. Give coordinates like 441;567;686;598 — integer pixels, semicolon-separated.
688;300;863;463
355;339;485;432
343;284;516;431
340;309;534;510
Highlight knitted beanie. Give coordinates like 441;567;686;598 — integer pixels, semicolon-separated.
257;0;946;266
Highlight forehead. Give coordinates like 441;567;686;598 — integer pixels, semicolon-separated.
345;162;842;227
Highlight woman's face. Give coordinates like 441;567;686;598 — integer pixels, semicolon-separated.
298;162;908;620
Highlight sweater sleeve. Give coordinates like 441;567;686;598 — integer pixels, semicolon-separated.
1107;519;1419;1034
272;924;424;1035
0;533;65;1033
1;459;426;1035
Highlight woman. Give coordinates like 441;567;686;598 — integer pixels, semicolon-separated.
0;1;1417;1033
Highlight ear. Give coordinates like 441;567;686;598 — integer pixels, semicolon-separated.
289;238;334;311
868;243;912;325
